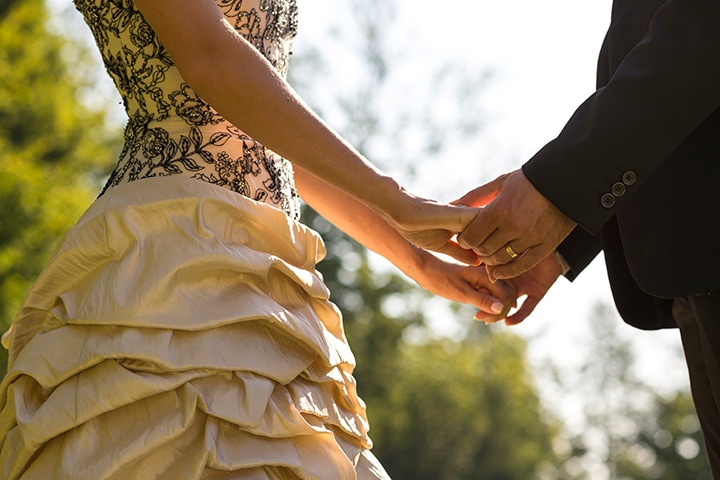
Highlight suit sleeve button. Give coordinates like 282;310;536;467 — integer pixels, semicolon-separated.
622;171;637;185
612;182;627;197
601;193;616;208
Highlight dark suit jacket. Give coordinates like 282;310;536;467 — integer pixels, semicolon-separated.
522;0;720;330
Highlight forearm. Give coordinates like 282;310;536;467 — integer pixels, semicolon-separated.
296;167;515;317
295;169;517;316
294;167;425;278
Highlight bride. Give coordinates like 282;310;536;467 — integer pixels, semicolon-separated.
0;1;514;478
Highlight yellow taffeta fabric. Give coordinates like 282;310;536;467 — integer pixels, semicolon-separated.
0;177;390;480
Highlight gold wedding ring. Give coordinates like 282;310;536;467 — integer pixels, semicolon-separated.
505;243;520;260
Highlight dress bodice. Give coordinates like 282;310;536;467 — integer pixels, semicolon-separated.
73;0;301;219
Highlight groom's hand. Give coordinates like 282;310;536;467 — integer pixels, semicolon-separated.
474;254;563;326
454;169;576;280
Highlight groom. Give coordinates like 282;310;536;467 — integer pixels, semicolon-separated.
456;0;720;476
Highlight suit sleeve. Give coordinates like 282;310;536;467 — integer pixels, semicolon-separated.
556;227;602;281
523;0;720;234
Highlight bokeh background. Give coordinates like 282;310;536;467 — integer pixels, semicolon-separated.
0;0;711;478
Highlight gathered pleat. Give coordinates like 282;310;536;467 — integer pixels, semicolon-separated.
0;177;389;480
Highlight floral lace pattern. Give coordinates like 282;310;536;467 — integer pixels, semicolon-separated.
74;0;301;219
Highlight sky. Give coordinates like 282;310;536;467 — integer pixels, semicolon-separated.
294;0;690;399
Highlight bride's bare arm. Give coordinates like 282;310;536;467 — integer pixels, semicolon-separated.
294;167;516;319
132;0;477;255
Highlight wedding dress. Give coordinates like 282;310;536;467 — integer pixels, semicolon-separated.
0;1;389;478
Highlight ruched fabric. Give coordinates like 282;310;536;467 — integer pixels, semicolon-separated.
0;177;390;480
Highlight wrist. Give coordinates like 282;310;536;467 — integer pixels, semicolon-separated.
552;250;571;276
366;179;415;228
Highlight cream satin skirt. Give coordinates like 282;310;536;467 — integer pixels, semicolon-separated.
0;177;389;480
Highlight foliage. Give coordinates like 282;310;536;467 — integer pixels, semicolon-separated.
0;0;20;20
372;331;556;480
0;0;118;373
631;391;712;480
552;303;712;479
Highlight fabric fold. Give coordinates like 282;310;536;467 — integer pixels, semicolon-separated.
0;177;387;480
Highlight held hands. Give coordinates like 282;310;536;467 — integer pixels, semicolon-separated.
473;254;562;326
381;192;484;266
372;180;565;323
454;169;576;281
376;191;518;319
407;251;519;324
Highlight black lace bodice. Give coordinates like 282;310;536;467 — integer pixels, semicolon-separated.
74;0;301;219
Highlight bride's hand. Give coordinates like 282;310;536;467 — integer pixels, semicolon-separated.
382;194;481;265
406;251;517;321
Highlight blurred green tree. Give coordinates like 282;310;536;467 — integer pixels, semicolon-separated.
630;391;712;479
372;331;556;480
552;303;712;479
0;0;118;373
0;0;20;20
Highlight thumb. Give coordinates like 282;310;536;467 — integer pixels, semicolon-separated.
433;240;481;265
451;173;508;207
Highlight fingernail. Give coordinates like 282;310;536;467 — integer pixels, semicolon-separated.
490;301;503;314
